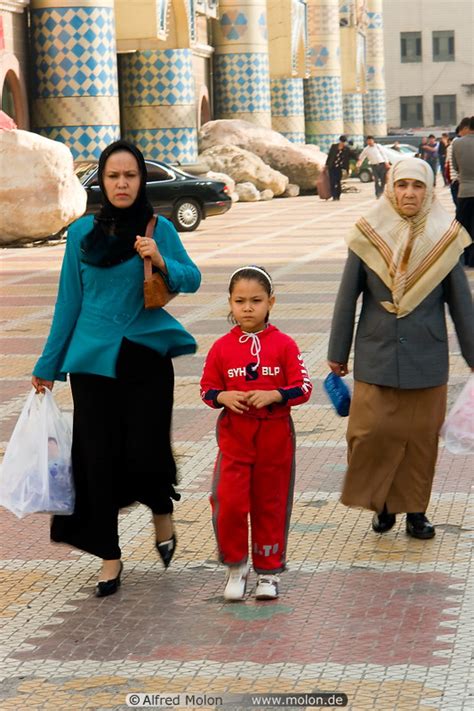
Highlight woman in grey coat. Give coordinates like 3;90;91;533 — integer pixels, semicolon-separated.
327;157;474;539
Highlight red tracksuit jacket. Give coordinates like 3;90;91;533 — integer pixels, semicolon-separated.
200;324;312;416
200;324;312;573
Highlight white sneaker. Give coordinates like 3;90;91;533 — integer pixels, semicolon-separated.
255;574;279;600
223;563;249;602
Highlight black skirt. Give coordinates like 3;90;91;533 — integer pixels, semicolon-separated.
51;338;178;560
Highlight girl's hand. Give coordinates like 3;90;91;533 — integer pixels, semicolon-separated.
217;391;249;414
246;390;283;409
31;376;54;393
328;361;349;377
135;236;167;271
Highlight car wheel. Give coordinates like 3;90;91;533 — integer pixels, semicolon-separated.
359;169;373;183
172;198;202;231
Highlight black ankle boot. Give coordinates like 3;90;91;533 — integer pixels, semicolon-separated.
372;505;396;533
156;534;177;568
406;513;435;539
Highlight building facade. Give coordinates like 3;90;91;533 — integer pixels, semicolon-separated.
1;0;388;161
383;0;474;130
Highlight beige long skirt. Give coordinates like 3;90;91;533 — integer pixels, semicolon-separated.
341;380;447;514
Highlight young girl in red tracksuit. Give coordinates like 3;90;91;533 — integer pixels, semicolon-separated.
200;266;312;602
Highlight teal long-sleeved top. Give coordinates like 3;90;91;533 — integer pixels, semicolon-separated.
33;214;201;381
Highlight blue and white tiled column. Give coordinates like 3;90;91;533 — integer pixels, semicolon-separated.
305;0;344;153
363;0;387;137
343;92;364;147
119;49;197;163
30;0;120;160
339;0;364;147
270;78;305;143
213;0;271;128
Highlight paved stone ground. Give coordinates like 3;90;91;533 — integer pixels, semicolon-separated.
0;181;473;711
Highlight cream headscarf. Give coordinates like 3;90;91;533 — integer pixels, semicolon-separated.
346;157;471;318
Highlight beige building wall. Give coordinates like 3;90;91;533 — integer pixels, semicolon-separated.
0;2;29;128
383;0;474;129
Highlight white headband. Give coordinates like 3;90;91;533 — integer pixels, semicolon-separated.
229;266;273;293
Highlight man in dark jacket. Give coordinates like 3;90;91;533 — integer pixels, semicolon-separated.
326;135;351;201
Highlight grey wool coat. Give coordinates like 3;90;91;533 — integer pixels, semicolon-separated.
327;250;474;389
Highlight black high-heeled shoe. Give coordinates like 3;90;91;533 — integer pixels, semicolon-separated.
95;561;123;598
155;534;177;568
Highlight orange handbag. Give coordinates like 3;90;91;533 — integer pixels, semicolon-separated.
143;216;177;309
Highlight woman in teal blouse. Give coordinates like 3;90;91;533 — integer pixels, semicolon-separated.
32;141;201;597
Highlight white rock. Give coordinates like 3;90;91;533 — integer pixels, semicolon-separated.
199;119;289;151
0;129;87;245
259;189;274;201
199;144;288;196
282;184;300;197
235;182;261;202
199;119;327;190
206;170;235;194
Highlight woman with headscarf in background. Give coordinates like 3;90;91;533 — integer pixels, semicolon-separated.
327;157;474;540
32;140;201;596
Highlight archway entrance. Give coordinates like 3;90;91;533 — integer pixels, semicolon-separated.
0;61;27;128
199;91;211;128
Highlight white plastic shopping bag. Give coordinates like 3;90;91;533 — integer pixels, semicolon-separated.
0;388;74;518
441;375;474;455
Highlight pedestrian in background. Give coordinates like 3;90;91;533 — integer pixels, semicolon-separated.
326;135;351;201
416;136;427;158
422;134;439;185
327;157;474;540
452;116;474;267
32;140;201;597
200;266;312;602
356;136;390;199
445;118;470;207
438;133;450;186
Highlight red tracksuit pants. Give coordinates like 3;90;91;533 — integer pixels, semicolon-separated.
210;411;296;574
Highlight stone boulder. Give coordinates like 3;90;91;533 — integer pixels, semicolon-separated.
0;129;87;245
259;189;274;201
199;144;288;196
206;170;235;194
235;182;261;202
199;119;327;190
283;184;300;197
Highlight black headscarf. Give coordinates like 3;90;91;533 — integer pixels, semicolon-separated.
80;140;154;267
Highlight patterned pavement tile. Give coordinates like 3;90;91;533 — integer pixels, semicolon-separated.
1;184;473;710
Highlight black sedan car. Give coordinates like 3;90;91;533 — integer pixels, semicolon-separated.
75;160;232;231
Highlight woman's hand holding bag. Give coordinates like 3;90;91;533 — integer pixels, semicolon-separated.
0;388;74;518
138;216;177;310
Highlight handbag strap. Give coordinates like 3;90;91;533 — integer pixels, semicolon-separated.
143;215;157;280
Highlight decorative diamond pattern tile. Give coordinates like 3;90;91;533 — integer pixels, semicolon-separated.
270;78;304;117
120;49;195;107
304;76;343;123
363;88;386;126
31;7;118;98
214;52;271;116
38;125;120;160
280;131;306;144
305;132;340;153
123;128;198;163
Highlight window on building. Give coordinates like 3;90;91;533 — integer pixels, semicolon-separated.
432;31;455;61
400;96;423;128
400;32;422;63
434;95;457;125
